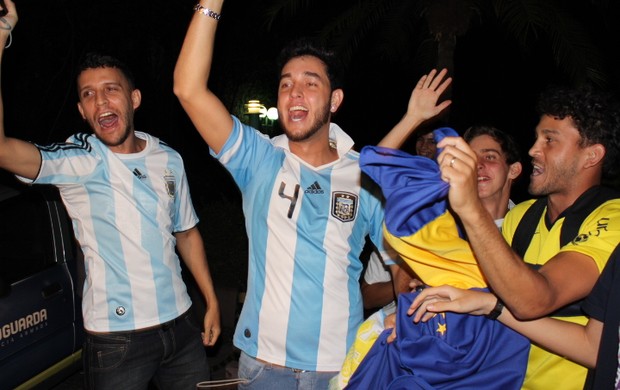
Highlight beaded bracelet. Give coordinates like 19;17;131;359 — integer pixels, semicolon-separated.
193;4;221;21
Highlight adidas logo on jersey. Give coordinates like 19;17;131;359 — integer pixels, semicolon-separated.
305;181;324;194
133;168;147;180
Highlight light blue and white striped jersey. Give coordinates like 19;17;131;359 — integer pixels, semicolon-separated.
23;131;196;332
215;117;390;371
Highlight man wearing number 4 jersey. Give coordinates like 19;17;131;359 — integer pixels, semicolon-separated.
173;0;423;388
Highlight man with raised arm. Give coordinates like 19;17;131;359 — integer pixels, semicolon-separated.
0;2;220;388
173;1;454;388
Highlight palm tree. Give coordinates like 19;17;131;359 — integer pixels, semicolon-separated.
264;0;609;89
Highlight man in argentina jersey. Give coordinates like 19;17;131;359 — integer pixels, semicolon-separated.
175;0;397;388
0;16;220;389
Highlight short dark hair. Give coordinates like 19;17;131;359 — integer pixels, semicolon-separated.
537;86;620;178
76;52;136;91
463;125;521;165
416;127;435;140
276;38;344;91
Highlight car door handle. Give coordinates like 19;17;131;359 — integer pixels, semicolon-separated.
42;283;63;299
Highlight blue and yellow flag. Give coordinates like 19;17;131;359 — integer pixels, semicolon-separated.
345;293;530;389
360;128;486;288
340;128;529;389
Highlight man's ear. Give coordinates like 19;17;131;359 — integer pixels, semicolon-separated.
330;89;344;113
584;144;605;169
131;89;142;110
508;161;522;180
77;102;86;120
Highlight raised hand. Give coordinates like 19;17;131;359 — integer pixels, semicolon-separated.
378;69;452;149
0;0;17;35
405;68;452;122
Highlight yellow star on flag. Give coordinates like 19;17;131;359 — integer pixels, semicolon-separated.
436;322;447;336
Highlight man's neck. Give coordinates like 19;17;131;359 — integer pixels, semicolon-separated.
289;139;338;167
287;125;338;167
109;132;145;154
546;183;600;223
481;190;511;221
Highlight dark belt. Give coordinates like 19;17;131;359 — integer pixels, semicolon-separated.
87;310;190;335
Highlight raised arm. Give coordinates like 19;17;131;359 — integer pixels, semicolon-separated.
378;69;452;149
409;285;602;368
173;0;233;154
0;0;42;180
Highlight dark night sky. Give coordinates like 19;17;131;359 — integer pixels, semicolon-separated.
2;0;620;285
1;1;616;205
4;0;620;154
3;0;620;198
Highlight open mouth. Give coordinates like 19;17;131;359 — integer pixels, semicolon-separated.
289;106;308;122
531;163;543;177
98;112;119;129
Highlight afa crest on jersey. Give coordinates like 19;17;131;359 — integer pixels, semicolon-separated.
164;169;176;198
332;192;358;222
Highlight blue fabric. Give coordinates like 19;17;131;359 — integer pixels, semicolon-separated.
353;128;529;389
359;127;457;237
345;292;530;390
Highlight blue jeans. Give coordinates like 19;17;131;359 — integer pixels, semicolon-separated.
238;351;337;390
83;311;209;390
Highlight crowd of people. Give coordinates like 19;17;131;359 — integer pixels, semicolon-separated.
2;0;620;389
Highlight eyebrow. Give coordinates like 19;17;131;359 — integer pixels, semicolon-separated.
79;81;122;92
280;71;323;81
538;128;561;136
479;148;501;154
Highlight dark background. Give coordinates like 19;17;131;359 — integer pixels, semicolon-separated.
3;0;620;289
